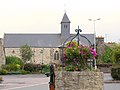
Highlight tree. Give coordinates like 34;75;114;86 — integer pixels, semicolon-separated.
113;44;120;64
101;46;114;63
20;44;33;69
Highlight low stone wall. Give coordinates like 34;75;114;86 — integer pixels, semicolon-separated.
97;64;113;73
55;71;103;90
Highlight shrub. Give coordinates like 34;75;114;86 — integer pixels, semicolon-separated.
111;65;120;80
41;64;50;73
9;64;21;71
6;56;23;68
24;63;34;72
8;70;29;75
0;69;8;75
19;70;30;74
65;65;76;71
33;64;41;72
1;64;20;72
0;77;3;83
63;41;96;70
24;63;49;73
1;65;10;71
0;77;3;81
101;46;114;63
112;44;120;64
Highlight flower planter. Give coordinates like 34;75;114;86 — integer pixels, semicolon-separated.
55;71;103;90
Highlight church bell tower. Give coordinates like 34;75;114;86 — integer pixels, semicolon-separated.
61;13;70;44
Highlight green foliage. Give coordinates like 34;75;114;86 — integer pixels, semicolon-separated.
0;77;3;81
6;56;23;67
65;65;76;71
111;64;120;80
0;69;8;75
24;63;34;72
32;64;41;72
19;70;30;74
9;64;21;71
41;64;50;73
24;63;42;72
112;44;120;63
1;65;10;71
20;44;33;64
8;70;30;75
2;64;20;71
101;46;114;63
24;63;49;73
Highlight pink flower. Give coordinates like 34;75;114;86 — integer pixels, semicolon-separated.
78;46;81;49
89;48;97;57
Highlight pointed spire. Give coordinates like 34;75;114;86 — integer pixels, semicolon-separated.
61;13;70;23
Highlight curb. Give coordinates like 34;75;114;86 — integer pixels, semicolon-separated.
104;80;120;83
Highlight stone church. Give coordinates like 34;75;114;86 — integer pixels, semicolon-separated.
1;13;94;65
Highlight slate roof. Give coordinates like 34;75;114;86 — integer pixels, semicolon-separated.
4;33;94;48
61;13;70;23
4;34;61;48
70;34;94;46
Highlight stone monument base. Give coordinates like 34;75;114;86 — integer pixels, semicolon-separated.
55;71;103;90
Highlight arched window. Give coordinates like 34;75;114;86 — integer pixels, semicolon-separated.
54;51;59;60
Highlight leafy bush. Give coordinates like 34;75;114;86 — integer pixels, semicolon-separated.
41;64;50;73
24;63;49;73
111;65;120;80
24;63;34;72
112;44;120;64
1;65;10;71
8;70;29;75
6;56;23;68
19;70;30;74
2;64;20;71
33;64;41;72
24;63;42;72
0;77;3;81
9;64;21;71
101;46;114;63
65;65;76;71
64;41;96;70
0;69;8;75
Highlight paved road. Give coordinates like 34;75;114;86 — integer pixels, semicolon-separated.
104;73;120;90
0;73;120;90
4;84;49;90
104;83;120;90
0;74;49;90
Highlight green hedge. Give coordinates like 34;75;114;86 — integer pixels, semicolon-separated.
2;64;21;72
111;65;120;80
24;63;34;72
7;70;30;75
6;56;23;66
0;69;8;75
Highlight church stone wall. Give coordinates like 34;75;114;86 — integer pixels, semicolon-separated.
0;38;5;67
5;48;60;65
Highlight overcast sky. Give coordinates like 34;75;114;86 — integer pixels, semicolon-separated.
0;0;120;42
